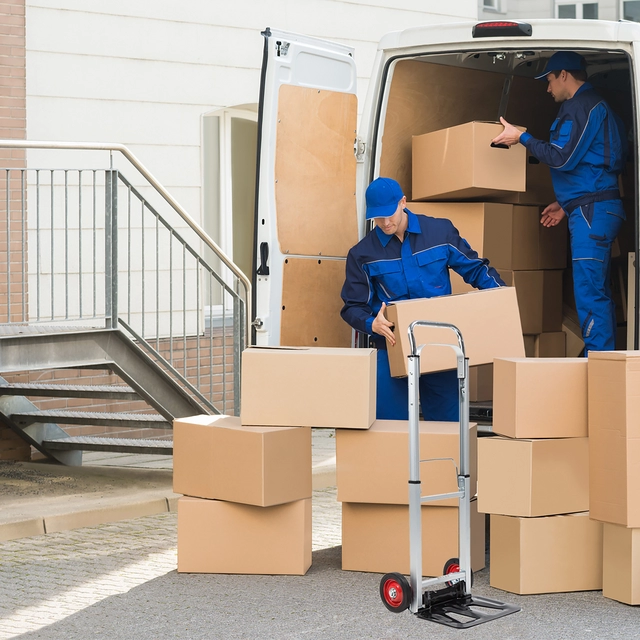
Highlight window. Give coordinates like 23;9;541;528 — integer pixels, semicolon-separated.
623;0;640;21
555;1;598;18
483;0;499;10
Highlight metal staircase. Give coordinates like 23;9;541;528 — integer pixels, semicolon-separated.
0;141;250;465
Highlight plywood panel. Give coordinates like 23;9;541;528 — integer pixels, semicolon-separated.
280;257;351;347
275;85;358;258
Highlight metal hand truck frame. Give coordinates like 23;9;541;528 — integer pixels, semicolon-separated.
379;320;520;629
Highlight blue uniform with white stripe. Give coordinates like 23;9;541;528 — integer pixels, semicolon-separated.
340;209;504;421
520;82;626;352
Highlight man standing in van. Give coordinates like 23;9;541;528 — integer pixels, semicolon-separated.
340;177;504;421
492;51;626;353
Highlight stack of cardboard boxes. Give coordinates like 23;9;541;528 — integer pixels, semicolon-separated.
588;351;640;605
478;357;603;594
410;121;569;403
174;346;377;576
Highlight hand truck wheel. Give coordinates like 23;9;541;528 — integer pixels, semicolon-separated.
443;557;474;588
379;572;411;613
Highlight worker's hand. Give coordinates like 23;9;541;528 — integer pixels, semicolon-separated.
372;303;396;346
491;117;522;147
540;201;566;227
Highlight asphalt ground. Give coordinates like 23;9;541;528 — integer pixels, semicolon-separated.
0;430;639;639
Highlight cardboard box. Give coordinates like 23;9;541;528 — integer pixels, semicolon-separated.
588;351;640;527
469;364;493;401
177;496;311;575
498;270;563;335
173;414;311;506
534;332;567;357
336;420;477;506
493;357;588;438
492;153;556;205
490;512;603;594
240;346;376;429
385;287;525;378
341;501;485;576
412;121;526;201
477;436;589;517
408;201;567;271
603;523;640;605
563;316;585;357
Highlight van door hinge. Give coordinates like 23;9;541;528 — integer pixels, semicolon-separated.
275;40;290;57
354;137;366;163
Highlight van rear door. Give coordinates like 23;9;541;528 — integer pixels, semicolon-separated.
253;28;359;347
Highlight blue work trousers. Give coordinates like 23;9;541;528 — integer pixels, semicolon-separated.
569;199;624;353
376;349;459;422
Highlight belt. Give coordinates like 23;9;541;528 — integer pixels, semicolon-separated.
563;189;621;215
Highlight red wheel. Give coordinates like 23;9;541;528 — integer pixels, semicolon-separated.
443;557;473;587
379;572;411;613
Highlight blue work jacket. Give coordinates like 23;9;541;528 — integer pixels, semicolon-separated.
519;83;626;213
340;209;504;347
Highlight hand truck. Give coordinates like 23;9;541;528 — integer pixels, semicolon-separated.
379;320;520;629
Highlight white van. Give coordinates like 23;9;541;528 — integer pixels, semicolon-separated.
252;20;638;352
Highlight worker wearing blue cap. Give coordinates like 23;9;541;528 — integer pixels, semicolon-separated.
493;51;627;353
340;177;504;421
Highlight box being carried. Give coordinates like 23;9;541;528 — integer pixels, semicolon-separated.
412;121;527;201
385;287;525;378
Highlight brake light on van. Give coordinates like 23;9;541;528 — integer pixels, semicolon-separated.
472;21;532;37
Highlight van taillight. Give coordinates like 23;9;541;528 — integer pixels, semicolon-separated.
472;21;532;37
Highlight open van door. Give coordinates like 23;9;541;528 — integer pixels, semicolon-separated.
252;28;359;347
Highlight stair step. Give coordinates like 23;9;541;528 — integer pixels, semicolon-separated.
470;401;492;423
0;382;139;400
10;410;170;429
42;435;173;455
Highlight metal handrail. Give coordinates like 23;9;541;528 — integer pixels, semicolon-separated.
0;139;251;346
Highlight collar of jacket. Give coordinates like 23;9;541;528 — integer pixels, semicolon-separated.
374;208;421;247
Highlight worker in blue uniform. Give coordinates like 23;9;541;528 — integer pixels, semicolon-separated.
493;51;627;353
340;177;505;421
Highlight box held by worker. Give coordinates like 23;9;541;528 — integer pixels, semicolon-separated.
602;522;640;605
491;152;556;205
336;420;477;506
177;496;311;575
385;287;525;378
477;436;589;517
411;121;526;201
173;414;311;506
341;500;485;576
240;346;376;429
490;512;603;594
493;357;588;438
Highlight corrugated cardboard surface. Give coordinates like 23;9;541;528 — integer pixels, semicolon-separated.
177;497;312;575
385;287;525;378
490;512;603;594
336;420;477;506
493;357;588;438
341;501;485;576
588;351;640;527
535;332;567;357
498;270;563;335
412;121;526;201
240;347;376;429
492;153;556;205
603;522;640;605
469;364;493;401
477;436;589;517
173;415;311;506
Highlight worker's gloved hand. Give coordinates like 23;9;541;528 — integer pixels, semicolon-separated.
372;302;396;346
540;201;566;227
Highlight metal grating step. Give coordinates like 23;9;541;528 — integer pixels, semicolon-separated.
470;401;492;423
0;382;140;400
42;435;173;455
10;410;170;429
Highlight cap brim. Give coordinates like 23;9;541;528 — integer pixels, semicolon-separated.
534;70;550;80
365;205;398;220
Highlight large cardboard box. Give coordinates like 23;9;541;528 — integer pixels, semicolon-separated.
492;153;557;205
173;414;311;506
408;201;567;271
588;351;640;527
385;287;525;378
498;270;563;335
177;496;312;575
490;512;603;594
603;522;640;605
412;121;526;201
240;346;376;429
336;420;477;506
524;332;567;358
469;364;493;401
477;436;589;517
341;501;485;576
493;357;588;438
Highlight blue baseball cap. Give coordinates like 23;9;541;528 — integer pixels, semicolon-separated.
365;177;404;220
535;51;587;80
